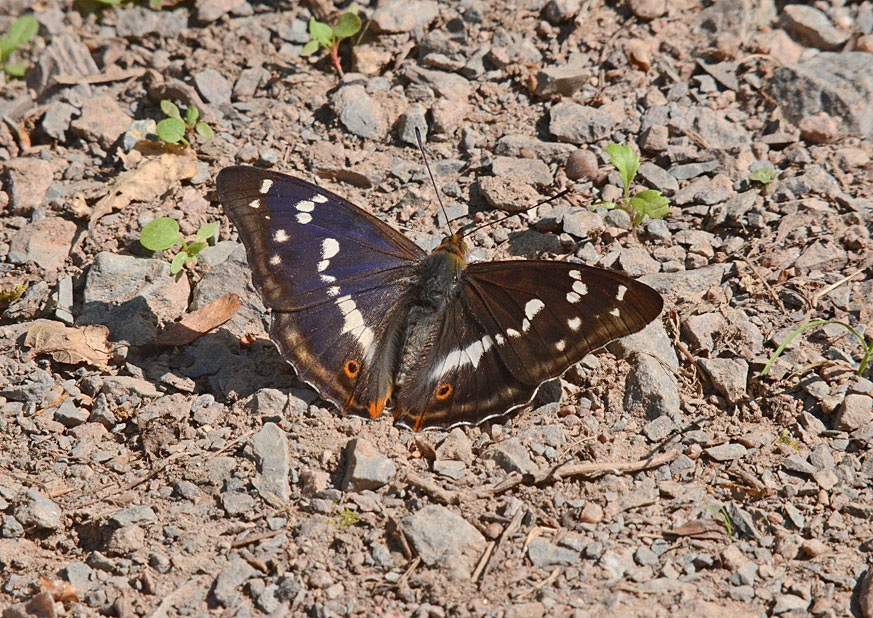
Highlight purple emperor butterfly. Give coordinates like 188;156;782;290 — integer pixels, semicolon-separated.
216;166;663;431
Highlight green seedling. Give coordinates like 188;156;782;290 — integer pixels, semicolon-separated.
140;217;217;274
1;16;39;77
749;167;778;187
0;282;27;309
595;143;671;227
760;319;871;378
775;429;801;451
300;6;362;77
705;505;734;538
156;100;214;146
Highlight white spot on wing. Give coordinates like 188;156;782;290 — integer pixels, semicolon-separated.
573;281;588;295
320;274;336;283
273;229;289;242
617;285;627;301
555;339;566;351
260;179;273;194
566;291;581;304
525;298;545;320
336;295;376;362
610;308;621;317
494;333;505;345
296;200;315;212
317;260;329;272
296;213;311;224
568;317;581;331
321;238;339;260
269;255;281;265
569;269;581;280
327;286;340;296
248;199;260;209
429;335;495;381
522;318;531;333
507;328;521;338
311;194;328;204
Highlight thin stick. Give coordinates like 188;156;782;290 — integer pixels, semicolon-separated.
405;472;461;505
517;568;560;598
477;449;680;496
478;507;524;585
811;268;865;309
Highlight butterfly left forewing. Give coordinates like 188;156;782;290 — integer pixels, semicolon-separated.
394;260;663;430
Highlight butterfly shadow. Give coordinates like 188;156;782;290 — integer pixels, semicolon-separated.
77;297;300;402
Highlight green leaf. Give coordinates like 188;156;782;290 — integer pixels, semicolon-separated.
160;100;182;120
4;63;27;77
140;217;180;251
194;122;214;141
5;16;39;51
749;167;778;185
185;241;207;256
196;221;218;241
605;143;639;198
170;252;188;274
149;0;162;8
309;17;333;46
156;117;186;143
185;105;199;126
629;189;670;223
333;11;361;40
301;39;321;56
593;200;618;211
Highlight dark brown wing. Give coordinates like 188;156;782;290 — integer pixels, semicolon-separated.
393;261;663;430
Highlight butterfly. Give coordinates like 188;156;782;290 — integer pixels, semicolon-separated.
216;166;663;431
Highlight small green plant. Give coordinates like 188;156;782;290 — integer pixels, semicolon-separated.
140;217;217;274
337;507;362;528
775;429;801;451
760;319;872;378
705;505;734;538
1;16;39;77
300;6;362;76
0;282;27;309
156;100;214;146
749;167;778;187
596;143;671;227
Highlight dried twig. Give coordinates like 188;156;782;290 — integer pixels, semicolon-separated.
478;449;680;496
405;472;461;505
517;567;560;598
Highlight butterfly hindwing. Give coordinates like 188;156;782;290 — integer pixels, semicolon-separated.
394;261;663;430
216;166;423;419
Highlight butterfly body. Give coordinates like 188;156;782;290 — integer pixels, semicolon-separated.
217;166;663;431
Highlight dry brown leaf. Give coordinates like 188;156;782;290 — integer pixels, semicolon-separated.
155;293;242;346
625;39;652;71
39;576;79;603
25;320;113;370
89;153;198;230
662;519;726;540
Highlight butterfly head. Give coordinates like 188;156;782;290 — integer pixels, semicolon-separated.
434;232;468;270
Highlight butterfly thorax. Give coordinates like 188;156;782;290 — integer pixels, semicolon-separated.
394;233;469;389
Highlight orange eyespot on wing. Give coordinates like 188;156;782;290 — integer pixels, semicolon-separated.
344;360;360;378
435;383;452;400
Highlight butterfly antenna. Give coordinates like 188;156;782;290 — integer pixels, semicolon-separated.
415;127;456;235
460;186;574;239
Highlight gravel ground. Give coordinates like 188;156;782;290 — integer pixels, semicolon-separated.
1;0;873;617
